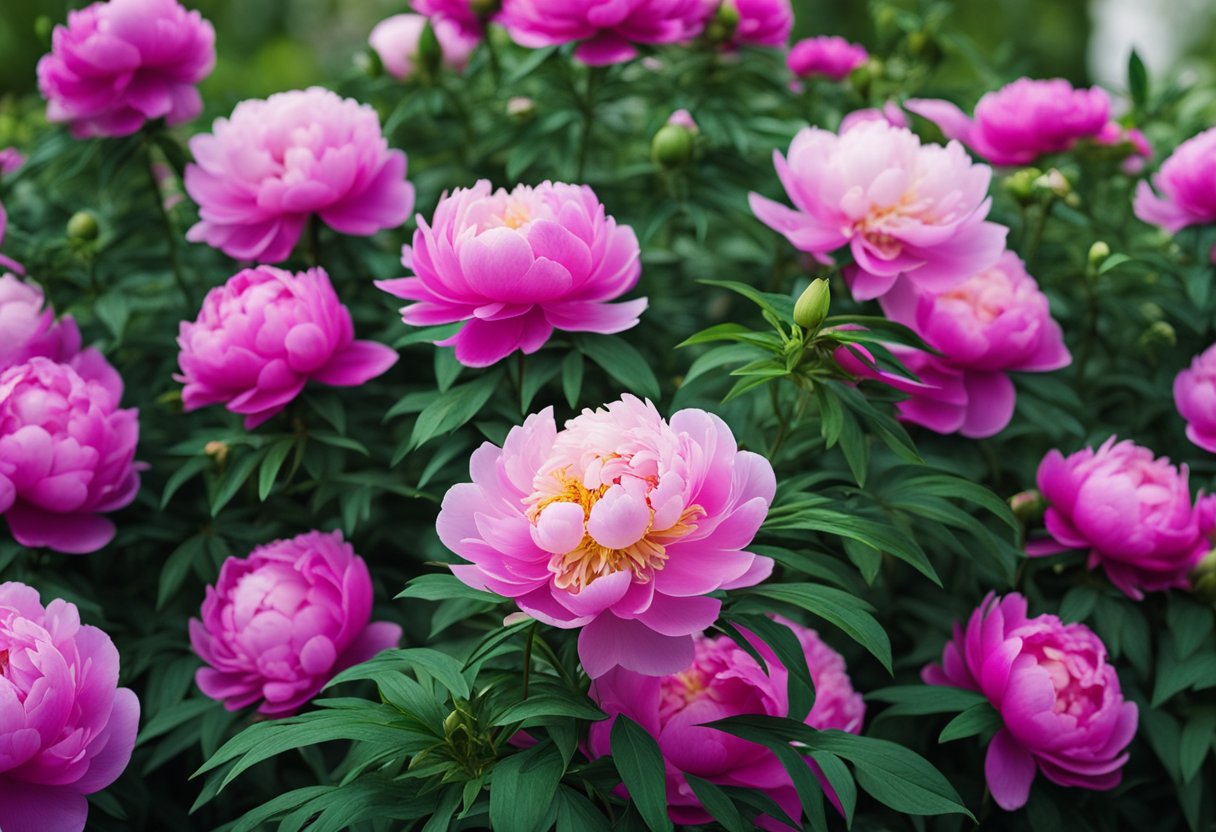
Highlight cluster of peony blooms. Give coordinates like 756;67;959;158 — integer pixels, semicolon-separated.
1134;126;1216;257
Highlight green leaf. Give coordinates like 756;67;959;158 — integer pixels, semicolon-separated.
561;350;584;409
698;278;795;323
492;691;607;725
729;613;816;721
1166;595;1214;659
1128;49;1148;107
410;371;502;449
610;716;675;832
156;535;207;610
489;742;565;832
555;785;613;832
1180;713;1215;783
161;455;209;508
684;774;750;832
257;438;295;501
575;334;661;401
397;573;502;604
209;446;267;517
326;648;471;699
939;701;1002;743
867;685;987;719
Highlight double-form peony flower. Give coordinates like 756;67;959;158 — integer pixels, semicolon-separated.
787;35;869;80
750;120;1007;301
190;530;402;715
37;0;215;139
377;180;647;367
185;87;414;263
906;78;1110;167
1134;127;1216;244
1175;344;1216;453
413;0;488;39
0;355;140;554
440;395;775;677
177;266;399;429
720;0;794;48
1031;437;1216;599
588;619;864;828
369;14;480;79
501;0;706;65
0;275;82;370
924;593;1137;811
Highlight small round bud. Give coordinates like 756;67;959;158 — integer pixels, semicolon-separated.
1003;167;1042;202
652;124;695;169
1088;241;1111;265
1192;550;1216;604
204;440;230;467
357;47;382;78
793;279;831;330
1034;168;1072;198
1008;489;1045;524
35;16;53;43
703;1;740;45
1138;320;1176;349
66;210;99;242
506;96;536;121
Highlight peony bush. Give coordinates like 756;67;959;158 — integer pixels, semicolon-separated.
0;1;1214;830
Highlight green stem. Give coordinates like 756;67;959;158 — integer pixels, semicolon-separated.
768;384;790;460
521;622;536;700
142;138;193;309
1022;200;1052;270
576;66;604;181
516;352;527;414
307;215;321;269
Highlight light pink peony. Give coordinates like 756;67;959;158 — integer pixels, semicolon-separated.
369;13;480;79
500;0;706;65
750;120;1007;301
184;87;414;263
924;593;1137;811
190;530;402;715
787;35;868;80
588;619;864;829
726;0;794;47
177;266;398;429
906;78;1111;167
36;0;215;139
0;275;82;371
377;180;646;367
1134;127;1216;236
413;0;487;38
667;108;698;131
0;355;140;554
1175;344;1216;453
439;395;775;678
839;101;908;133
0;582;140;832
1031;437;1216;599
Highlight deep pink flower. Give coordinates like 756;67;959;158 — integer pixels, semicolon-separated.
190;530;402;715
750;120;1007;301
0;582;139;832
924;593;1137;811
0;355;140;554
0;275;82;371
1096;122;1152;174
413;0;486;37
906;78;1111;167
1031;437;1216;599
369;13;480;79
588;619;864;829
0;148;23;176
377;180;646;367
177;266;398;429
500;0;706;65
787;35;868;80
1134;127;1216;236
36;0;215;139
0;202;22;275
1175;344;1216;453
727;0;794;47
185;87;414;263
839;101;908;133
439;395;775;678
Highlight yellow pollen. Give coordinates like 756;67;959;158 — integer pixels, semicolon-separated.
500;201;534;230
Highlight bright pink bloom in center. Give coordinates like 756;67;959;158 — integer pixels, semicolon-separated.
787;35;868;80
501;0;707;65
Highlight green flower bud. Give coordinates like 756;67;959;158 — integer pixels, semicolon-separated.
793;278;830;330
35;16;53;43
651;124;695;169
1008;489;1045;524
1088;241;1111;265
1003;167;1042;202
1192;549;1216;604
703;1;740;45
507;96;536;122
1138;320;1176;349
66;210;99;243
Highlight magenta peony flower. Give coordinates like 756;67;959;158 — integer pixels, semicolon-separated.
1031;437;1216;599
0;275;82;371
190;530;402;715
501;0;706;65
36;0;215;139
588;619;864;828
439;395;775;678
369;13;480;78
0;355;140;554
377;180;646;367
727;0;794;47
1134;127;1216;236
0;202;22;275
177;266;398;430
906;78;1111;167
750;120;1007;301
184;87;414;263
924;593;1137;811
0;582;140;832
1175;344;1216;453
413;0;486;38
787;35;868;80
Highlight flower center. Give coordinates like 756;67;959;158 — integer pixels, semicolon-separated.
1041;647;1101;719
499;200;534;230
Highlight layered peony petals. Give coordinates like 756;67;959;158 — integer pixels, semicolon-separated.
788;35;868;80
500;0;707;65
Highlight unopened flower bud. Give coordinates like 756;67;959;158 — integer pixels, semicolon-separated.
507;96;536;121
66;210;99;242
1192;549;1216;604
1008;489;1045;524
204;440;230;467
1034;168;1072;198
652;123;695;169
357;47;382;78
1004;167;1042;202
35;16;53;43
1138;320;1176;349
793;278;830;330
1088;241;1111;265
703;0;740;45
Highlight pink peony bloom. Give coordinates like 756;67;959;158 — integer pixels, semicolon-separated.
1096;122;1152;174
0;582;140;832
377;180;646;367
0;274;82;371
0;202;22;275
413;0;486;37
500;0;706;66
727;0;794;48
667;108;699;131
369;13;480;79
1134;127;1216;236
1031;437;1216;599
177;266;398;430
0;355;140;554
190;530;402;715
1175;343;1216;453
750;120;1007;301
184;87;414;263
36;0;215;139
906;78;1111;167
439;395;775;678
0;148;23;176
787;35;868;80
588;619;864;829
924;593;1137;811
839;101;908;133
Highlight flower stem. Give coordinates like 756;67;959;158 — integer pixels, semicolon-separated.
576;66;604;181
521;622;537;700
142;137;193;309
769;383;791;459
307;215;322;269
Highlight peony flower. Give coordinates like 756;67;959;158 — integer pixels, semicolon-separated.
1175;343;1216;453
1134;127;1216;237
1096;122;1152;174
413;0;487;38
36;0;215;139
0;355;140;554
1030;437;1216;599
588;619;864;829
839;101;908;133
787;35;868;80
500;0;707;66
439;395;775;678
184;87;414;263
726;0;794;48
377;180;647;367
906;78;1111;167
924;593;1137;811
177;266;398;429
0;274;82;371
369;13;480;79
750;120;1007;301
0;148;23;176
190;530;402;715
0;582;139;832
